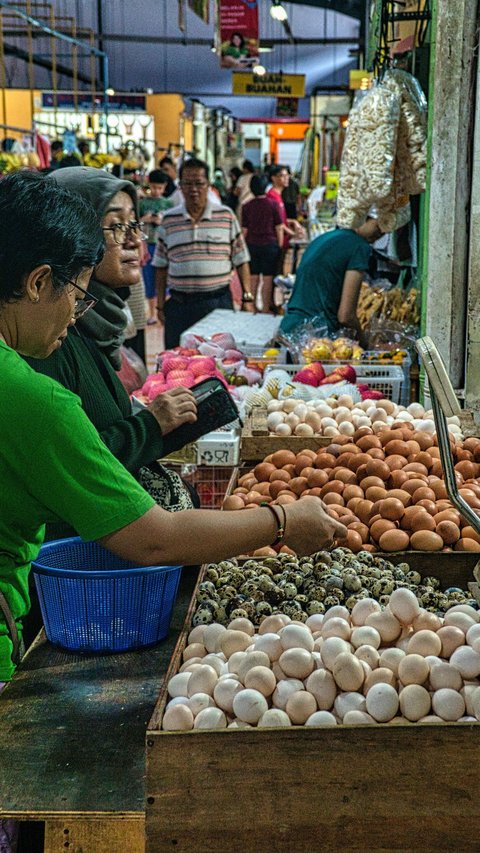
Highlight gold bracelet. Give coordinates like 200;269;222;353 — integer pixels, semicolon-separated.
242;292;254;303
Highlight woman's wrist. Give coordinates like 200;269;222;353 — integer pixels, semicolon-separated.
261;502;286;547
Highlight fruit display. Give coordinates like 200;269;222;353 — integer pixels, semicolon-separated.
264;396;462;439
357;282;420;330
190;550;477;628
301;337;364;363
223;425;480;552
161;586;480;731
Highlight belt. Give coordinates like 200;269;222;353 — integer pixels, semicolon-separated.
169;286;230;302
0;591;21;665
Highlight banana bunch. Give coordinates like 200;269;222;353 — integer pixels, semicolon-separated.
357;283;420;329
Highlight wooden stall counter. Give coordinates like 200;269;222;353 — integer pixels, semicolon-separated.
0;567;199;853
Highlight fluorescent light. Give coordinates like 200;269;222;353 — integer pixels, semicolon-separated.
270;2;288;22
253;63;266;76
105;87;115;96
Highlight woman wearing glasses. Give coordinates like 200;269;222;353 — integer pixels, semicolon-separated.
0;172;345;685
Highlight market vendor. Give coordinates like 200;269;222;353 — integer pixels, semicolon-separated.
0;171;347;684
279;218;382;341
26;166;200;524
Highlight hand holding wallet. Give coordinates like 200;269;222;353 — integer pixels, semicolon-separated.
160;377;241;456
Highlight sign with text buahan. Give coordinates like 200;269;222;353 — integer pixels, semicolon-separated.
232;72;306;98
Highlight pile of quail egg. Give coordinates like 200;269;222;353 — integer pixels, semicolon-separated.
192;548;478;629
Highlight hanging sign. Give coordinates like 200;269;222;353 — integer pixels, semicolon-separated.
232;72;305;98
188;0;209;24
218;0;259;69
276;97;299;117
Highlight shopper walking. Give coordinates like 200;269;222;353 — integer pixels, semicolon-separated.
153;157;254;347
225;165;242;213
139;169;173;324
234;159;255;211
282;166;301;220
241;174;283;313
267;165;303;273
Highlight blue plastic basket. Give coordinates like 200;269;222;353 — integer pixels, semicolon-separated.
32;538;182;654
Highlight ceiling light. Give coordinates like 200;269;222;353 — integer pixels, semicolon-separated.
270;2;288;22
105;87;115;96
253;63;266;76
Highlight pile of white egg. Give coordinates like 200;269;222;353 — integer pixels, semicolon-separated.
161;588;480;730
265;397;463;440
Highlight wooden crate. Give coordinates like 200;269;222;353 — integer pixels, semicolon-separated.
241;408;330;459
146;554;480;853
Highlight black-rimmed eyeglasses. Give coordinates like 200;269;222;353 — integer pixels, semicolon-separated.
102;221;147;245
66;279;98;320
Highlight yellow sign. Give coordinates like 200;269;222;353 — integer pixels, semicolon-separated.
232;72;305;98
349;69;373;90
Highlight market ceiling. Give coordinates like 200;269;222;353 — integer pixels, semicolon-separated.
2;1;363;119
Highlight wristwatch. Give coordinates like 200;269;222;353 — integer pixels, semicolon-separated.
242;291;254;303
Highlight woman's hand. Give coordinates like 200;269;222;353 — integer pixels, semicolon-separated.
283;496;348;556
148;387;197;435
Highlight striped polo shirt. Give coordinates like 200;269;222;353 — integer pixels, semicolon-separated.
152;201;250;293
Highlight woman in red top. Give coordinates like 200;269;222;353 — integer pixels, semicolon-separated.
241;175;283;313
266;165;304;274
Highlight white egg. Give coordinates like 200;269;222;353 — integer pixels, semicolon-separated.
372;408;388;423
305;711;337;726
337;395;354;408
372;420;388;434
320;417;337;429
315;403;333;417
386;415;395;426
417;419;436;433
282;398;298;413
447;415;461;426
294;403;308;420
233;689;268;723
167;671;191;698
295;423;314;436
267;412;286;431
162;704;194;731
357;416;372;428
285;413;301;430
396;411;413;422
334;406;352;421
275;423;292;436
193;707;227;729
338;421;355;436
267;399;284;413
258;709;292;727
323;425;339;437
407;403;425;418
366;683;399;722
304;411;322;432
366;406;377;419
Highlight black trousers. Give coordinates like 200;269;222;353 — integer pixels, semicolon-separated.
165;287;233;349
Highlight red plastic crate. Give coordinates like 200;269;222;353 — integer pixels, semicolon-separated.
163;464;235;510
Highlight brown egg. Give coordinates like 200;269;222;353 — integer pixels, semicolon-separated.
366;448;386;460
238;474;257;488
320;480;344;497
389;470;409;488
385;454;407;472
270;480;292;500
244;503;261;509
379;429;405;447
369;512;382;525
283;464;296;476
348;453;372;472
271;449;296;468
463;437;480;453
307;488;323;498
429;480;447;500
300;466;316;481
454;537;480;552
404;462;429;477
459;490;480;509
409;530;444;551
402;478;429;496
276;493;298;505
298;448;317;460
387;489;411;507
365;486;388;503
294;454;314;476
400;505;423;531
315;453;336;470
356;499;375;525
223;495;246;511
435;508;461;525
370;518;397;542
353;427;374;442
380;498;405;521
233;487;248;495
263;454;274;464
326;507;339;519
348;521;370;543
455;460;479;480
463;482;480;498
416;499;437;516
357;435;382;451
269;469;291;484
342;443;363;455
333;467;357;485
455;449;473;462
325;443;343;457
429;447;440;458
360;475;385;491
343;484;364;501
254;482;272;496
410;511;436;533
253;462;277;482
356;465;368;482
244;491;265;505
322;492;344;507
344;529;364;552
460;525;480;544
436;520;461;545
412;432;435;451
336;452;354;469
307;469;329;488
289;477;308;496
412;486;436;504
347;497;363;514
378;529;410;552
385;440;410;457
366;459;391;480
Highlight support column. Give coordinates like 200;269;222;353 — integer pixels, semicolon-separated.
466;17;480;411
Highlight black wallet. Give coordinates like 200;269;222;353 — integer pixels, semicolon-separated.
161;377;241;456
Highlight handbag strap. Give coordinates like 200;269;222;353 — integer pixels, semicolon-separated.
0;590;20;665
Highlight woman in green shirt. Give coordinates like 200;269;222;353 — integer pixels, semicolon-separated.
0;172;346;685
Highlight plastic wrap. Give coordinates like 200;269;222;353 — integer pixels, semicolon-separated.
383;69;427;197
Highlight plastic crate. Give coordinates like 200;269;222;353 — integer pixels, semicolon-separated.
265;362;405;404
297;350;411;406
32;538;182;654
163;464;235;509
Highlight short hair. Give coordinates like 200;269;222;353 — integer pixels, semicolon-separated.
179;157;209;181
243;159;255;173
57;154;82;168
250;174;268;197
230;166;242;181
159;155;174;168
51;140;63;153
0;171;104;303
148;169;169;184
270;164;288;178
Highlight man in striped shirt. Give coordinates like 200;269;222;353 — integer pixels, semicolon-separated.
152;158;253;348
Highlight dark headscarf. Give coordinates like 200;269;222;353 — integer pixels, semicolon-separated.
49;167;139;369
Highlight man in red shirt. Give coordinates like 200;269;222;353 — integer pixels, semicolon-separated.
266;165;304;273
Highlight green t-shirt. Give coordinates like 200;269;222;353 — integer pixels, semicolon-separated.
0;341;155;681
139;196;172;243
280;228;371;336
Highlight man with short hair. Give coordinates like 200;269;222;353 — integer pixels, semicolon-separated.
159;155;178;198
140;169;173;324
153;158;253;348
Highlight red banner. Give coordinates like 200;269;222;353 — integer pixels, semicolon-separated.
217;0;259;69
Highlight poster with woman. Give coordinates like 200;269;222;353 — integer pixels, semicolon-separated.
217;0;259;69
